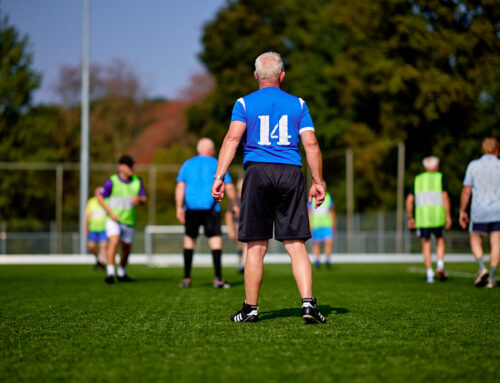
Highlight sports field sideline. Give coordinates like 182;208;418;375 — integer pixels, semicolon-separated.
1;263;498;382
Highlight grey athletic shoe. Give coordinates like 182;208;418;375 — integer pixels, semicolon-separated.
486;280;497;289
474;268;489;287
213;279;231;289
302;297;326;324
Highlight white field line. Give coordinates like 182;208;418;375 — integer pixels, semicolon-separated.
407;266;478;279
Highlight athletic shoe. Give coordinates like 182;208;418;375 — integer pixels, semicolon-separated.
426;276;434;284
437;269;448;281
302;297;327;324
474;268;489;287
117;275;133;282
213;279;231;289
237;266;245;274
104;275;115;284
230;302;258;322
486;280;497;289
94;261;105;271
179;278;191;288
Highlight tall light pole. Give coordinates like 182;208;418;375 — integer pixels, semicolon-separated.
79;0;90;254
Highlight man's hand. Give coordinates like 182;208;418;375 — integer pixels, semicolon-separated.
176;207;185;224
232;204;240;219
212;179;225;202
407;217;416;229
445;215;452;230
459;211;469;229
130;196;139;206
109;212;119;222
308;183;325;208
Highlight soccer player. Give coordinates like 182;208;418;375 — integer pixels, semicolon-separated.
459;138;500;288
96;155;147;284
225;179;246;274
308;181;336;268
406;156;452;283
212;51;327;324
175;138;239;289
85;195;108;269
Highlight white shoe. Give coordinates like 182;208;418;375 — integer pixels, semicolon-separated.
486;281;496;289
427;276;435;284
474;268;489;287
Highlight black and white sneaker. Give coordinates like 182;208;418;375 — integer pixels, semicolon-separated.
231;302;258;322
302;297;326;324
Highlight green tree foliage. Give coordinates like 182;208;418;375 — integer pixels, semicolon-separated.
0;12;41;161
190;0;500;214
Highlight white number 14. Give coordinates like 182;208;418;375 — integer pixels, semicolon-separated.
257;115;291;146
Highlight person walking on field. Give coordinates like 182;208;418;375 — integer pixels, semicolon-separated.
308;181;336;269
406;156;452;283
459;138;500;288
85;195;108;270
176;138;239;289
212;51;327;324
96;155;147;284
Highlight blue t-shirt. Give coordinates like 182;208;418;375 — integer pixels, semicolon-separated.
231;87;315;167
176;155;233;212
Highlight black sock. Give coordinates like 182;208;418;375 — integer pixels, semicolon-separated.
183;249;193;279
243;301;257;313
212;249;222;280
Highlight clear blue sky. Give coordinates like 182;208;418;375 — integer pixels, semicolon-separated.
2;0;227;104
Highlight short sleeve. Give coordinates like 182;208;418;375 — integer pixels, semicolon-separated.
442;176;448;192
85;200;92;214
463;163;473;186
299;99;314;134
231;98;247;123
176;162;188;183
100;179;113;198
138;177;147;197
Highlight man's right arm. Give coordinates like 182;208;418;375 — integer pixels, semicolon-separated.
95;186;118;221
175;182;186;224
459;185;472;229
405;193;415;229
300;130;324;208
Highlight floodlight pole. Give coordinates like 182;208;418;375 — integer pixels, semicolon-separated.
79;0;90;254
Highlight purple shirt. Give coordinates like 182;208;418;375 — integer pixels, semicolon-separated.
100;174;147;197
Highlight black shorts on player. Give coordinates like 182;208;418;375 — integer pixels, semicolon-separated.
238;162;311;242
416;227;444;239
185;209;221;238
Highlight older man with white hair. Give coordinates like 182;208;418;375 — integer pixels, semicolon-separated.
175;137;238;288
212;51;327;324
406;156;452;283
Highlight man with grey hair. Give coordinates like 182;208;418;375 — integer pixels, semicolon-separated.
176;137;239;288
459;137;500;288
406;156;452;283
212;51;327;324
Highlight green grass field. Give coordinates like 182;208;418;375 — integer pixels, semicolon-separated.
1;263;498;382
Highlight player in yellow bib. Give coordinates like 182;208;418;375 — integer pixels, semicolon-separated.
308;182;336;268
85;196;108;269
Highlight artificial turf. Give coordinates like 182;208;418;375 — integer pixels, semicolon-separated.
0;263;498;382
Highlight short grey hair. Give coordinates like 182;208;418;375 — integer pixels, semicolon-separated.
422;156;439;170
255;52;284;81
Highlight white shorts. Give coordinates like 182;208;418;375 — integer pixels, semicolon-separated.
106;219;135;244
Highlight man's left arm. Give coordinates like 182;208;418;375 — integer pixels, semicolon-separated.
212;120;247;201
443;191;452;229
224;182;240;218
131;178;147;205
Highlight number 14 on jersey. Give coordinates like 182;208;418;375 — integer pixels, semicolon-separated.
257;115;291;146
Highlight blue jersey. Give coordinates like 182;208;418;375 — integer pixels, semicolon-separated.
176;155;233;212
231;87;315;167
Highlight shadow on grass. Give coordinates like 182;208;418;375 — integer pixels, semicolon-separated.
259;305;348;321
199;280;245;288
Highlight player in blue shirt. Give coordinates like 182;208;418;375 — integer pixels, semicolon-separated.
176;138;239;288
212;52;327;324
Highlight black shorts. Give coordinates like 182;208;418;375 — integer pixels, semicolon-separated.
416;227;444;239
185;210;221;238
238;162;311;242
471;221;500;234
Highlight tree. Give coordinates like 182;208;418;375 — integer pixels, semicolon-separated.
191;0;500;214
0;11;41;161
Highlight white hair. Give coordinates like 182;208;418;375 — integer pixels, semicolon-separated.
196;138;215;155
255;52;284;81
422;156;439;170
